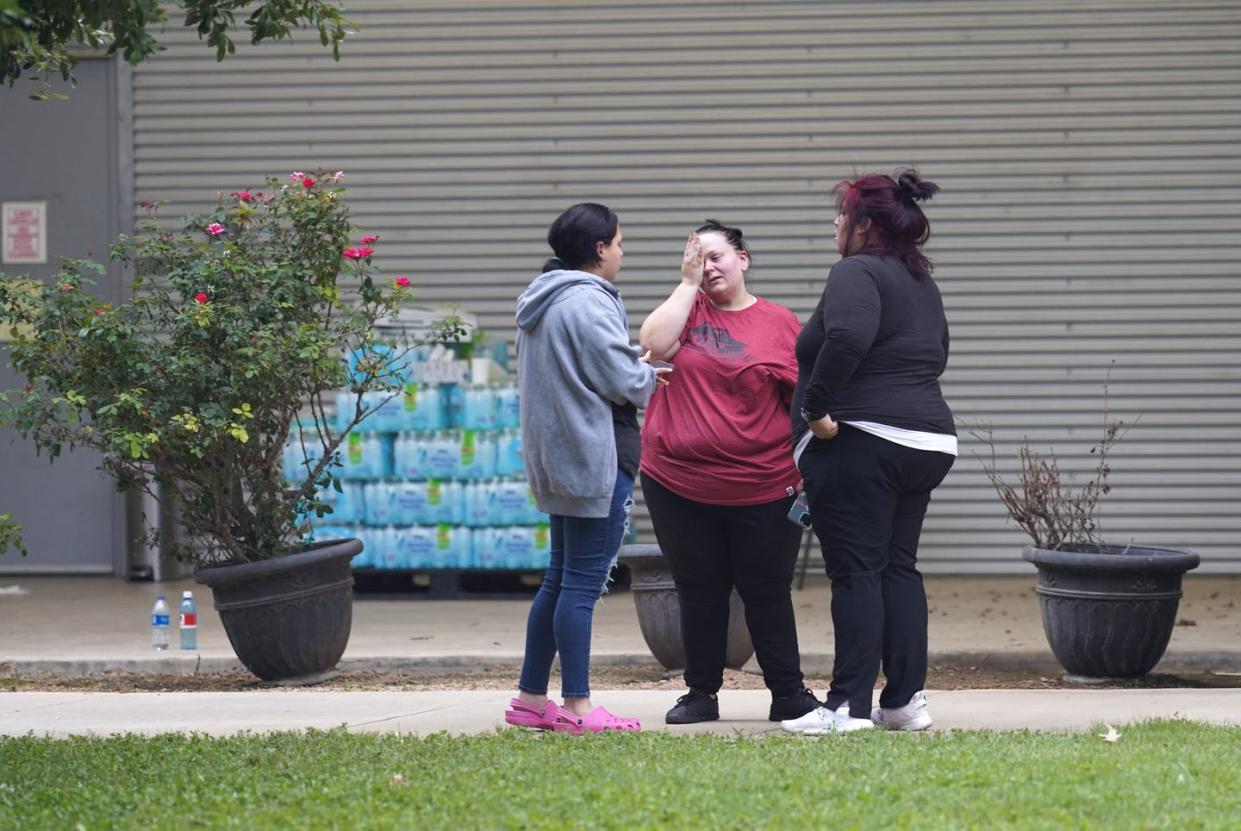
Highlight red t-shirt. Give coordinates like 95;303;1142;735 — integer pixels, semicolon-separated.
640;293;801;505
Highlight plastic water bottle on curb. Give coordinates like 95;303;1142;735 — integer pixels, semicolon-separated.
179;590;198;650
151;595;171;651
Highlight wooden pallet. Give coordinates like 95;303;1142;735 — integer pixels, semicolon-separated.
351;564;631;598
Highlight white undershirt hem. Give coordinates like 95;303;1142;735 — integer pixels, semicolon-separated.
792;420;958;467
845;421;958;455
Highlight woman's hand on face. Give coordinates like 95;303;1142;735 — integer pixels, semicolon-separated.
681;233;705;288
808;414;839;440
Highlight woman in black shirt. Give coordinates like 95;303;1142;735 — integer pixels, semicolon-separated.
782;170;957;736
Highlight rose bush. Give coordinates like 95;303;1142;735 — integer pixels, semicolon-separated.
0;170;460;565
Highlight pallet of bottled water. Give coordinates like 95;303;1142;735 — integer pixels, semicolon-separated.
283;378;552;572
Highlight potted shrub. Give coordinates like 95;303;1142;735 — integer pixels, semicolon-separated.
974;391;1199;679
0;170;460;683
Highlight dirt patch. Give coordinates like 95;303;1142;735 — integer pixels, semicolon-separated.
3;665;1239;693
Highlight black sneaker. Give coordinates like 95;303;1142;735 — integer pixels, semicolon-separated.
665;690;720;724
768;688;822;722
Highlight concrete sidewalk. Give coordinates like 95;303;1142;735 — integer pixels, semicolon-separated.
4;689;1240;738
2;573;1239;737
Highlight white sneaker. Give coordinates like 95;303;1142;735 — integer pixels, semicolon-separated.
871;690;933;731
781;704;874;736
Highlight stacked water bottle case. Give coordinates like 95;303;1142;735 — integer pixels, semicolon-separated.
285;378;552;572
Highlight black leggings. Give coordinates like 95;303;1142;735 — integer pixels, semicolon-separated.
798;425;954;716
640;472;806;698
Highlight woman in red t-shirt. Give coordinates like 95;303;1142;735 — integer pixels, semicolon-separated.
638;219;820;725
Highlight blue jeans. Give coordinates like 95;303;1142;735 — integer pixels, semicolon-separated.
518;469;633;698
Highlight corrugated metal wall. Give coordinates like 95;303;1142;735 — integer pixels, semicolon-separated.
131;0;1241;573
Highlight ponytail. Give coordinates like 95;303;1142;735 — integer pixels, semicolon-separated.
897;170;939;204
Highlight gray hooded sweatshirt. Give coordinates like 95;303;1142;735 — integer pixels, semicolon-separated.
516;269;656;518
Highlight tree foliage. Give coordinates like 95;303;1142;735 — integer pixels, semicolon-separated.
0;171;463;565
0;0;351;99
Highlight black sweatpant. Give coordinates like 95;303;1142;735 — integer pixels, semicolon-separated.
640;471;806;698
797;425;954;717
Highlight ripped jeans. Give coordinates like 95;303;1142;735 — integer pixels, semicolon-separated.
518;469;633;699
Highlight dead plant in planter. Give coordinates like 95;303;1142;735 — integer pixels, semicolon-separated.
970;374;1199;678
972;406;1129;553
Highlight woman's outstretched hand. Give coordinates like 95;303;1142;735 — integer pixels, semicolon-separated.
639;349;674;387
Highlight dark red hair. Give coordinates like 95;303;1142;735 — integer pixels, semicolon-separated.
833;169;940;277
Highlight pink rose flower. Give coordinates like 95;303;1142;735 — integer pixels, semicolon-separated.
332;171;345;180
231;190;253;202
361;235;378;244
395;276;411;288
194;293;209;304
290;171;305;181
206;223;225;236
342;246;374;261
301;177;315;189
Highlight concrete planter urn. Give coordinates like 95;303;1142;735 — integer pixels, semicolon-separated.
617;543;754;672
196;538;361;684
1023;543;1200;679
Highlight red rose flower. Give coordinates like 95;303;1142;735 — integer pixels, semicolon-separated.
342;247;374;261
302;177;315;189
395;276;411;288
361;235;378;244
194;293;209;304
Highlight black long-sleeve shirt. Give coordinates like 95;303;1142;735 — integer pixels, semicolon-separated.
791;254;955;446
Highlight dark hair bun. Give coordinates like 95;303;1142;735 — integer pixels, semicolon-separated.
897;170;940;203
696;217;750;258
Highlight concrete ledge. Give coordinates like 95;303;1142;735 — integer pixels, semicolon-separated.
1;657;247;676
4;649;1240;678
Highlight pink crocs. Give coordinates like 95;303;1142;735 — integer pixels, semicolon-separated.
553;705;641;735
504;697;569;731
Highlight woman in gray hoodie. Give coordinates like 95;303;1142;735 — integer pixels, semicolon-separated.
503;203;669;734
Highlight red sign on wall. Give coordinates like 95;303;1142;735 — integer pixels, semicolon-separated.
3;201;47;264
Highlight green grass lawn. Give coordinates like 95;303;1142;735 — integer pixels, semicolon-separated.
2;720;1237;829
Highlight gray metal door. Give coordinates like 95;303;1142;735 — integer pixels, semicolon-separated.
0;57;127;574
